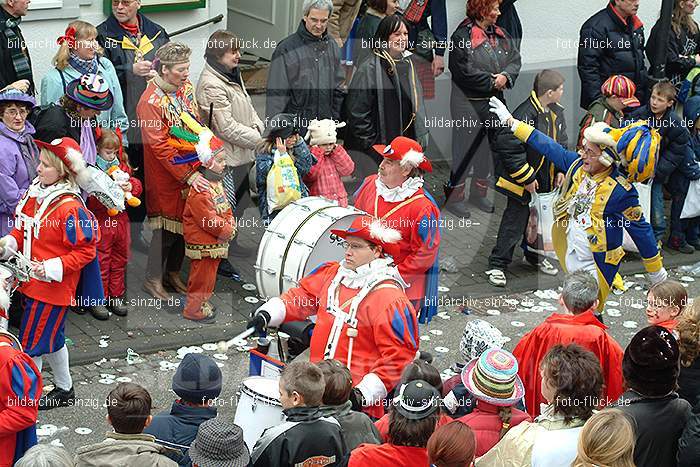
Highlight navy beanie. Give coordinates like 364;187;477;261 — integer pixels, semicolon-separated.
172;353;223;403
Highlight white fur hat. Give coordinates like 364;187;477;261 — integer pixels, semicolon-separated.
306;119;346;146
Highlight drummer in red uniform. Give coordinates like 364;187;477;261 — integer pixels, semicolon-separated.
353;136;441;323
249;215;419;418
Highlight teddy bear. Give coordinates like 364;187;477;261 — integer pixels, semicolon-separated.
106;166;141;216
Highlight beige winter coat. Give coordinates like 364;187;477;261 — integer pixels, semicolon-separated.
196;62;264;167
74;432;179;467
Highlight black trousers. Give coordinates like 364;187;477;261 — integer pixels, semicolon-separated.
449;95;498;186
488;195;538;269
145;229;185;279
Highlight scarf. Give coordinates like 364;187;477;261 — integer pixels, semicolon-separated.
206;56;242;87
3;12;31;82
80;120;97;165
27;180;78;204
96;154;119;172
375;176;423;202
68;51;98;75
119;19;140;37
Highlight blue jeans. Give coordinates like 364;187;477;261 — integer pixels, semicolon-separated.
651;180;667;241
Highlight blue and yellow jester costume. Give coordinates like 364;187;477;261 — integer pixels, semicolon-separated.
510;120;665;310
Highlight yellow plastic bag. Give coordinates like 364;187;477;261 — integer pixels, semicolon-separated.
267;150;302;212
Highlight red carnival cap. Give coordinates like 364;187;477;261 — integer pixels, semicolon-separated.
331;215;402;259
373;136;433;172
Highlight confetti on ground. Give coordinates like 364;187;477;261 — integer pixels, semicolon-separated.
75;428;92;435
623;321;638;329
534;289;559;300
159;361;178;371
202;343;218;351
242;283;257;291
438;286;450;293
420;335;430;341
213;354;229;360
125;348;142;365
634;274;645;278
100;335;109;340
530;306;543;313
504;299;519;307
244;296;260;304
608;301;620;307
681;276;696;282
630;302;644;309
50;439;64;447
216;362;225;368
486;309;500;316
100;374;115;379
634;286;642;291
429;329;443;336
116;377;132;383
98;379;114;385
607;309;622;317
511;321;525;327
612;288;624;295
94;358;107;366
36;425;58;437
520;300;534;308
98;340;109;348
434;346;449;353
437;312;451;320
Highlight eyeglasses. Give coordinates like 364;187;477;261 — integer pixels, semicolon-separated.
342;241;372;251
112;0;136;6
4;108;28;118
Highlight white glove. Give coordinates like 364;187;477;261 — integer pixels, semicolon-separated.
256;296;287;328
648;267;668;285
0;236;15;260
489;96;517;132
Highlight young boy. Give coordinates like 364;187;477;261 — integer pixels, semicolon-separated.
251;361;346;467
317;359;381;451
182;151;236;322
487;69;566;287
578;74;640;147
75;383;177;466
628;81;690;248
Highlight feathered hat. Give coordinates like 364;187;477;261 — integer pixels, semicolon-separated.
170;111;225;166
373;136;433;172
35;137;91;187
331;215;402;259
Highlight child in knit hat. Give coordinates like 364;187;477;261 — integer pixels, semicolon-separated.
303;119;354;207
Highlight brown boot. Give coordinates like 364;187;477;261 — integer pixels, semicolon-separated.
143;277;170;301
164;272;187;294
443;182;471;218
468;178;494;213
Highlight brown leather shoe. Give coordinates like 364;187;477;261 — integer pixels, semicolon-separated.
143;277;170;301
164;272;187;294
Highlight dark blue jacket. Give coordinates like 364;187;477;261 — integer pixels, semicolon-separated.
683;96;700;181
143;401;217;466
627;105;689;183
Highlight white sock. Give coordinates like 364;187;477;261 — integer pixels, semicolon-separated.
44;345;72;391
32;356;43;372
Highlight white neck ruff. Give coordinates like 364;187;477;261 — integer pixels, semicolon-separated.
375;176;423;202
336;257;407;289
27;180;79;204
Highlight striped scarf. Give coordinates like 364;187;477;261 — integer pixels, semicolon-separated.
68;51;98;75
4;16;31;81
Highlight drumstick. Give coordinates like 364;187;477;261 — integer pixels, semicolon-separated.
217;327;257;352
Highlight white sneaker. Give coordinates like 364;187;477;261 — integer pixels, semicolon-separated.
485;269;507;287
524;257;559;276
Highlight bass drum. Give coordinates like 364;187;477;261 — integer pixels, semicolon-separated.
255;197;363;298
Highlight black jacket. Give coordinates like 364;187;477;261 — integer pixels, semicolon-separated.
448;18;521;100
0;7;33;94
32;104;83;143
496;0;522;50
612;390;692;467
578;3;648;109
647;18;700;87
251;406;346;467
344;52;427;153
678;399;700;467
679;357;700;408
319;401;381;451
494;92;568;204
143;401;217;466
627;105;689;183
265;22;345;126
96;14;169;123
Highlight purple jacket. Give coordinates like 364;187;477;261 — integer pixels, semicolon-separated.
0;121;38;236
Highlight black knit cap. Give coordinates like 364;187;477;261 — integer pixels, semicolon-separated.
172;353;222;403
622;325;680;397
262;113;300;139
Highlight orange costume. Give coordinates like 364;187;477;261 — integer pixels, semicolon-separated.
512;310;625;417
182;171;235;320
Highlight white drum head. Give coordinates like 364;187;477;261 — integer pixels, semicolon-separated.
242;376;281;403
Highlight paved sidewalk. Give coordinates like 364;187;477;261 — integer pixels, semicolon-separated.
8;161;696;366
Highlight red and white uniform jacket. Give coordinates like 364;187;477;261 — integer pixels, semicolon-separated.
353;175;440;304
2;182;99;306
262;259;419;418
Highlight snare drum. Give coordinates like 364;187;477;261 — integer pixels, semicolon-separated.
255;197;363;298
234;376;285;450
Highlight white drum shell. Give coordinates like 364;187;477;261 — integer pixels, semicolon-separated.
234;376;284;451
255;197;363;298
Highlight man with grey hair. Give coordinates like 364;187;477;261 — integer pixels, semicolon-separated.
0;0;33;94
512;270;624;418
265;0;345;128
14;445;74;467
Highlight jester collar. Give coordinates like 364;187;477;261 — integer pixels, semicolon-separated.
336;257;407;290
375;176;423;202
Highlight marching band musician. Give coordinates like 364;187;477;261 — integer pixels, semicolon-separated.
353;136;441;323
0;138;103;411
0;330;40;467
248;215;419;418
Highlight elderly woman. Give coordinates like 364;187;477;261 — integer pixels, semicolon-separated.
345;14;428;183
0;88;38;236
196;30;264;273
137;42;207;301
477;344;604;466
41;20;128;140
443;0;521;218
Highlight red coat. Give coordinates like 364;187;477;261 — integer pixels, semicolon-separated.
136;79;199;233
353;175;440;304
303;145;354;207
183;179;236;259
281;262;418;419
0;335;41;466
457;400;532;457
348;443;428;467
374;412;453;443
512;311;624;417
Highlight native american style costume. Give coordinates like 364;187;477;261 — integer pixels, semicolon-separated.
257;216;418;418
353;137;440;323
0;331;41;467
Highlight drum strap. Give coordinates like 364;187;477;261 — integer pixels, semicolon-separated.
374;193;426;219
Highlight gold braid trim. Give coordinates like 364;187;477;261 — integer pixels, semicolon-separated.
185;244;229;260
148;216;183;234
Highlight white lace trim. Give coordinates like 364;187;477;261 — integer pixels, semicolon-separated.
336;258;407;289
375;177;423;202
27;180;79;204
